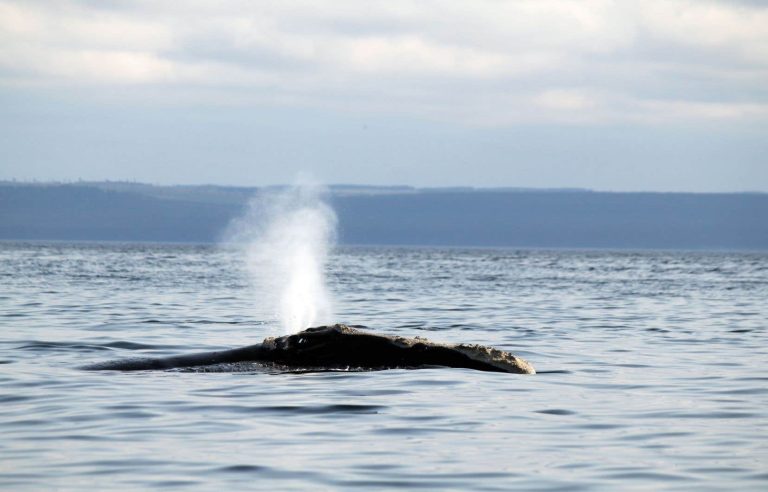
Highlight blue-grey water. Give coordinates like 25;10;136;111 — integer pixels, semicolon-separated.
1;242;766;491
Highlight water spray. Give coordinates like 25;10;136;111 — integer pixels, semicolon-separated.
227;182;336;333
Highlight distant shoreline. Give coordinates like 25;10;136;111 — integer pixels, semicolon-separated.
2;180;765;195
2;183;766;251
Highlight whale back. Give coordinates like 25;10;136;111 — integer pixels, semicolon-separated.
83;324;535;374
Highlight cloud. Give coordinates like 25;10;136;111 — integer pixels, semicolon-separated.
534;90;597;111
0;0;766;124
638;1;768;64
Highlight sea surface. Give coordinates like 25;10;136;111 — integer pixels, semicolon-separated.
1;242;766;491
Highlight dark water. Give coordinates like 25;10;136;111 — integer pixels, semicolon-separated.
1;242;766;491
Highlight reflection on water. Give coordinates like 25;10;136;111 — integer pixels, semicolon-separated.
0;242;766;490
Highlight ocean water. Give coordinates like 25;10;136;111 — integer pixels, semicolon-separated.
0;241;766;491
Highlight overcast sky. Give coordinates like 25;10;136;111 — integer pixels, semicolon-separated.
1;0;766;191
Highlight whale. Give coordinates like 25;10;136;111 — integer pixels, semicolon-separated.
83;324;536;374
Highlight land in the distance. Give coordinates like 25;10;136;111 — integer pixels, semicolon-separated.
1;181;766;250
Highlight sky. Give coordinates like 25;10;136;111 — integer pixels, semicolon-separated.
0;0;766;192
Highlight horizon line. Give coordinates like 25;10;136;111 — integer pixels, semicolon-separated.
1;179;766;195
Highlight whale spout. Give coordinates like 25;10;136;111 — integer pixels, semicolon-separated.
83;324;535;374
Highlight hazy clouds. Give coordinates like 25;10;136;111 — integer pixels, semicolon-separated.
3;0;766;124
0;0;766;190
